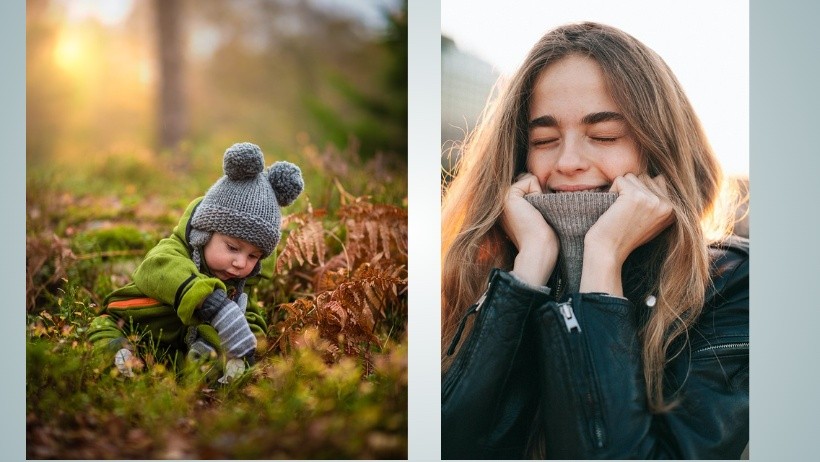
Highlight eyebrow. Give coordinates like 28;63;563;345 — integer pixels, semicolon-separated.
582;111;625;125
528;111;625;129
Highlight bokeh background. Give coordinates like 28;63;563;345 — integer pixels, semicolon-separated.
28;0;407;174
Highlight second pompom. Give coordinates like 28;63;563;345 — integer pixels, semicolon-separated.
268;161;304;206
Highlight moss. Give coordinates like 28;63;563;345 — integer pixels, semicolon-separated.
72;225;156;254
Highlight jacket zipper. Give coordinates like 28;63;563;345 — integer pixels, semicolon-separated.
554;277;564;301
446;281;491;356
558;298;581;333
557;296;605;448
442;279;496;399
694;342;749;355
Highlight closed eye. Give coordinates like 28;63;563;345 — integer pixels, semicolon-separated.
531;138;558;147
591;136;619;143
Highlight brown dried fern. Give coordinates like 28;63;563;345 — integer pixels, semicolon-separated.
339;198;407;268
273;298;317;352
276;202;327;273
272;194;407;372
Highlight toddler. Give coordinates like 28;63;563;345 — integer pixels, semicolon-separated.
88;142;304;382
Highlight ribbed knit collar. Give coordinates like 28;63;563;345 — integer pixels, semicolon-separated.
525;192;617;295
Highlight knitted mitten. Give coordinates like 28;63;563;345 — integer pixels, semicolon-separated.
185;326;218;362
200;289;257;360
235;292;248;314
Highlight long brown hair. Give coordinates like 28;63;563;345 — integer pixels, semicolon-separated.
441;22;737;412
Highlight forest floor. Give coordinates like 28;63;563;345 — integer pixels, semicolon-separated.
26;144;408;459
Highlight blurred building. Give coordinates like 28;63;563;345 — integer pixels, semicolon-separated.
733;176;750;238
441;35;500;178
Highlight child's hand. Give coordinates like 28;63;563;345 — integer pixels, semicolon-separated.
218;358;247;384
200;289;257;359
114;348;143;378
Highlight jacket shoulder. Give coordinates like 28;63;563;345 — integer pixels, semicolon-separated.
693;236;749;345
709;235;748;261
707;235;749;299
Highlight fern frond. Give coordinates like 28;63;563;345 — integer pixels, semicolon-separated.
339;199;407;268
277;209;327;273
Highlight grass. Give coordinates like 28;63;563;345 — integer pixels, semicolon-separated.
26;143;408;459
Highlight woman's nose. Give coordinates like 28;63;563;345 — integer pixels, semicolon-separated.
555;137;588;173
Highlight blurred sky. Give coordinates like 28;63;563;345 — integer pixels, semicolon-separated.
441;0;749;177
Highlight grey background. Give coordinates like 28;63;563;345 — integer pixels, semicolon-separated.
407;1;442;461
4;0;25;460
750;0;820;460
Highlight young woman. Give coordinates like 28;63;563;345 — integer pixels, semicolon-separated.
441;22;748;459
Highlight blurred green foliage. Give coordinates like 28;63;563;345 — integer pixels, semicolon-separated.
304;2;408;163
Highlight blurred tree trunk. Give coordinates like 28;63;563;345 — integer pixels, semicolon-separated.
154;0;188;163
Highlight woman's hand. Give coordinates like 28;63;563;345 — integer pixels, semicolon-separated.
501;173;560;286
580;173;675;295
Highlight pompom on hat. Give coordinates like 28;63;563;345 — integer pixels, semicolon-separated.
189;142;304;262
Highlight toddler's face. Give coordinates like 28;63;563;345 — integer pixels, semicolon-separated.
202;233;263;281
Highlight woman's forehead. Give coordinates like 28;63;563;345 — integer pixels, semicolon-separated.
529;55;621;122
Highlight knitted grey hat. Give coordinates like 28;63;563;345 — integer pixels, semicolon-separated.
525;192;617;295
189;142;304;262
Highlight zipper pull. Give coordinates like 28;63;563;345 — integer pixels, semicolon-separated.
559;298;581;333
446;283;490;356
473;289;488;313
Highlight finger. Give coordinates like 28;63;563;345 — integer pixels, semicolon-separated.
608;174;641;194
613;173;661;197
639;174;676;228
509;172;544;197
622;172;646;189
650;174;668;194
637;173;669;197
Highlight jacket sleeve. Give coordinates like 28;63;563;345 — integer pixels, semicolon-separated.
241;283;268;336
531;248;749;459
441;269;552;460
131;235;226;326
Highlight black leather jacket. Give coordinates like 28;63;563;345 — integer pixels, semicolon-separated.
442;237;749;459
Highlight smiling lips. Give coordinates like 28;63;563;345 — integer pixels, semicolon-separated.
551;185;610;193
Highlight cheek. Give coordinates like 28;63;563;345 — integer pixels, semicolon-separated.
599;148;644;178
204;247;225;266
526;152;553;180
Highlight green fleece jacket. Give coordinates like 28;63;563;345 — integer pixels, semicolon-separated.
91;197;268;350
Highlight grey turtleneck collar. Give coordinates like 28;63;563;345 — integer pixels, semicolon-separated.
525;192;617;295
